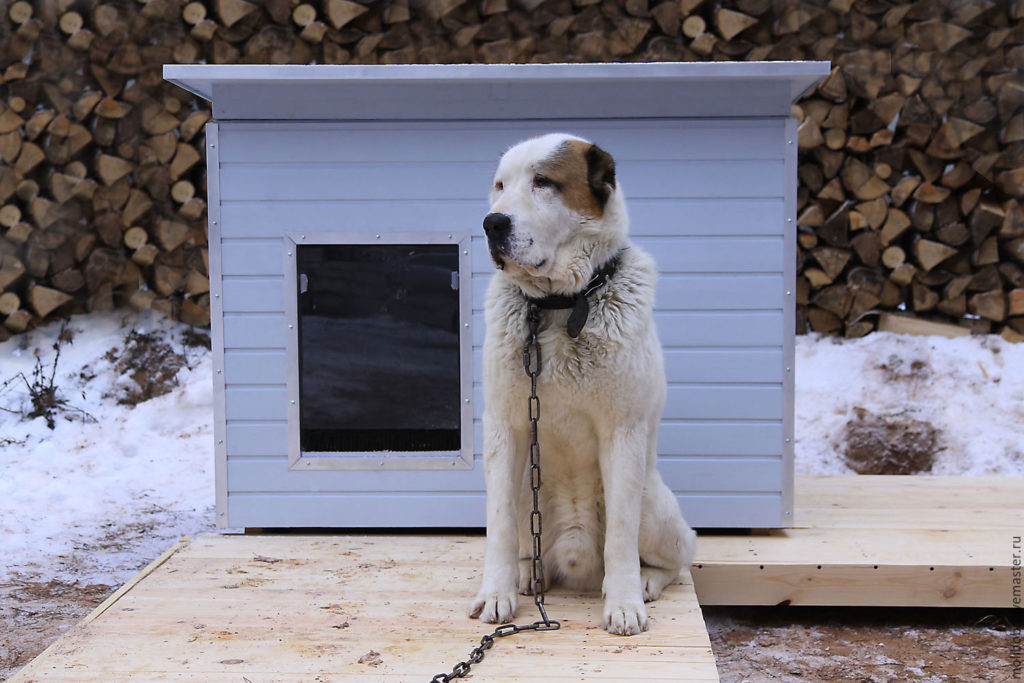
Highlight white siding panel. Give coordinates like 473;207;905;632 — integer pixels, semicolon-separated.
656;274;784;310
470;417;783;457
658;421;782;456
469;236;782;275
227;455;779;493
225;387;287;421
667;385;782;420
471;273;784;311
226;421;288;456
678;493;783;528
470;348;782;384
658;457;781;492
218;197;783;240
221;240;284;276
470;311;782;347
222;276;285;313
657;312;784;347
663;348;783;383
471;383;782;420
223;314;287;349
218;120;783;164
218;160;782;203
225;491;779;528
228;492;486;527
224;350;287;384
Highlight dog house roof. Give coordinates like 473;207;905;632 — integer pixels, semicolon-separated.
164;62;829;121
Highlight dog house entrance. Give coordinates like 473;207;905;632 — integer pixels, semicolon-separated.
285;232;473;470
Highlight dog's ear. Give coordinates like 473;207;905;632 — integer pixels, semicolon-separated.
586;144;616;208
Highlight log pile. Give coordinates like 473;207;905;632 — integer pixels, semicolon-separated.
0;0;1022;339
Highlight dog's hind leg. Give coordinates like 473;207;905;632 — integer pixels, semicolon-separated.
638;475;696;602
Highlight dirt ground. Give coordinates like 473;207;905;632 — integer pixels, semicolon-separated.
3;581;1019;681
705;606;1021;683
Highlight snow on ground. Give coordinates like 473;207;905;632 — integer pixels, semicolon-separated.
795;331;1024;476
2;312;1024;589
0;311;215;586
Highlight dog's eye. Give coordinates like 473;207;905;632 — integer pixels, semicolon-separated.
533;174;558;190
494;181;503;192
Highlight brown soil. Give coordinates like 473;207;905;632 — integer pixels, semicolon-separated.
0;579;112;679
705;606;1021;682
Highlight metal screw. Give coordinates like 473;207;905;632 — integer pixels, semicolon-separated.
788;140;793;144
211;220;217;225
216;369;222;374
213;293;219;298
305;461;311;466
217;440;223;444
379;460;384;467
787;218;792;222
465;398;471;404
287;251;292;256
447;234;453;239
290;400;296;405
464;323;469;328
301;235;306;240
786;367;792;372
785;438;792;443
785;290;792;296
288;324;294;329
375;234;381;239
451;460;456;467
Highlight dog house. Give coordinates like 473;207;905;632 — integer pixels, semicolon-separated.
164;62;828;530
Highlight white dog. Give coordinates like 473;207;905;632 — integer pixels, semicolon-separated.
469;133;697;636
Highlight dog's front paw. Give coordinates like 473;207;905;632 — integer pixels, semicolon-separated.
469;588;518;624
603;599;649;636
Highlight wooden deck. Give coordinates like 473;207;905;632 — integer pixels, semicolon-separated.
11;534;718;682
694;475;1024;607
12;475;1023;680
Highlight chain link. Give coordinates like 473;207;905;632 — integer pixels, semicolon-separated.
431;303;560;682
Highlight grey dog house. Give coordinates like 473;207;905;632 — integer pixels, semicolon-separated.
164;62;828;530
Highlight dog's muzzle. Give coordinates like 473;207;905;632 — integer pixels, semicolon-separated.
483;212;513;269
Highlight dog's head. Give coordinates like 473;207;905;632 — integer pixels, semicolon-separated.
483;134;628;297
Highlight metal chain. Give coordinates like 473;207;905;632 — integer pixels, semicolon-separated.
431;303;560;682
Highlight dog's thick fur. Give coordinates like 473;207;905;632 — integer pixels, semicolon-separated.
470;134;697;636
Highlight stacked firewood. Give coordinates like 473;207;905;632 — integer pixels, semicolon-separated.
791;3;1024;339
0;0;1022;339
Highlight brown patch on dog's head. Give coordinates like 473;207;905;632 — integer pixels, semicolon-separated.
537;139;617;219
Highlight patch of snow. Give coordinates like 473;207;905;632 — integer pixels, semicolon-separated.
795;332;1024;476
0;311;215;586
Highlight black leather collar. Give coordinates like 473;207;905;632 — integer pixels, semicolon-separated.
524;250;624;338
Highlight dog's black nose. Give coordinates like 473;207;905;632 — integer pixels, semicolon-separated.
482;213;512;240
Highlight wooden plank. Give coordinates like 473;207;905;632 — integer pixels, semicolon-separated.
877;312;971;339
692;476;1024;607
796;475;1024;530
11;534;718;681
